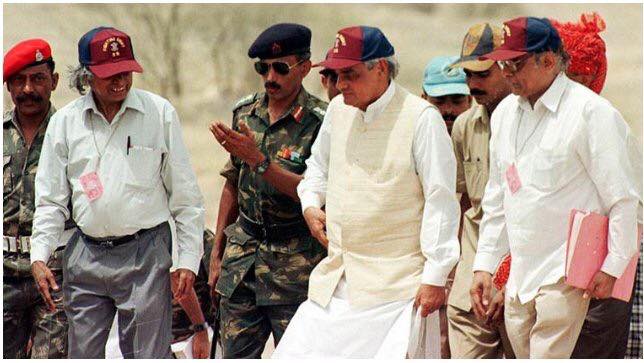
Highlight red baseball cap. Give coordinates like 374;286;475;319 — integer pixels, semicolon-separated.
78;27;143;78
482;17;562;61
4;38;53;82
317;26;394;70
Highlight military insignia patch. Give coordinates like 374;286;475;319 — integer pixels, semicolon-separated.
35;49;44;62
333;34;346;53
292;105;303;123
277;147;303;163
102;37;126;58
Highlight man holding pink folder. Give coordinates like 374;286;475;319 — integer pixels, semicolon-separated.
469;17;640;358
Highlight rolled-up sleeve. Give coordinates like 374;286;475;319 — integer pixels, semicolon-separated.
297;100;333;212
415;107;460;286
577;100;639;278
472;108;510;274
31;113;72;264
161;105;205;274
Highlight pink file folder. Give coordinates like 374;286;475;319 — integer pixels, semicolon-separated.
565;209;640;302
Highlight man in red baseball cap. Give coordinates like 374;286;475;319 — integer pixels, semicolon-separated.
30;26;205;359
3;38;76;358
471;16;640;358
273;26;459;358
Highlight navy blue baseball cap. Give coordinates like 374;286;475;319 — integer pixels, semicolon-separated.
248;23;311;59
483;17;562;61
78;26;143;78
317;26;394;70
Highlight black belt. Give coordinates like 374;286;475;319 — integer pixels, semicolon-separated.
82;223;166;248
239;213;310;241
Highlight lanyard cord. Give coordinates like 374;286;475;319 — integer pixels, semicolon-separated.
90;115;123;165
514;108;546;158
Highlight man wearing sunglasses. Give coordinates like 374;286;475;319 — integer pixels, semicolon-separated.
470;17;640;358
208;23;328;358
273;25;459;358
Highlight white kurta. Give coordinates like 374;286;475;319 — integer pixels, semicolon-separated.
272;274;441;359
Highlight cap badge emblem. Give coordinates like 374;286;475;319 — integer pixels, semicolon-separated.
503;24;512;38
35;49;44;62
333;34;346;53
271;42;282;55
102;37;126;58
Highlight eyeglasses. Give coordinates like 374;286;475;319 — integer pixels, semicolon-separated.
254;59;305;76
497;53;533;74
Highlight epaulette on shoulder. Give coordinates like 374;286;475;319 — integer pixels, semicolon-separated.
233;93;258;112
307;96;328;121
3;110;13;124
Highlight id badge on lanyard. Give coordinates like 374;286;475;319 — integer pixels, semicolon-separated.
81;118;121;201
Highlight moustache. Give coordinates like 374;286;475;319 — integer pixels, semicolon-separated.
16;93;43;104
470;89;487;96
443;114;457;122
264;81;281;90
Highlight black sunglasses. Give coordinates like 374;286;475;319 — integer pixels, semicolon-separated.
254;59;305;76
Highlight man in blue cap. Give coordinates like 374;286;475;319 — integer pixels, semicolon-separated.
30;26;205;358
470;17;639;358
421;55;472;135
208;23;328;358
273;25;459;359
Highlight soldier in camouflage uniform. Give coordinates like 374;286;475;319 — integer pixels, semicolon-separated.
208;23;328;358
3;39;72;358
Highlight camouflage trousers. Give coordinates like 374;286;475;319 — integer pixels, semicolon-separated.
219;265;300;358
3;252;67;358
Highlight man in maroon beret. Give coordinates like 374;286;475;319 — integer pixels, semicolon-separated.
3;38;74;358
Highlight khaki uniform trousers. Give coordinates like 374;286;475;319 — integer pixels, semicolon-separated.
504;278;590;358
447;305;515;358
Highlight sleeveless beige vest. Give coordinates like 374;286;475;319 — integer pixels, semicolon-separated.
308;84;432;308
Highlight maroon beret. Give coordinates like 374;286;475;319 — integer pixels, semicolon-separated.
4;38;52;82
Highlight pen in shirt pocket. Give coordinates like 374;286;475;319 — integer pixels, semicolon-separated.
127;136;131;155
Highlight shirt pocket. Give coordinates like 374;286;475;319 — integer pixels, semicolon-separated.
530;150;571;191
463;160;488;201
126;147;163;187
3;155;12;194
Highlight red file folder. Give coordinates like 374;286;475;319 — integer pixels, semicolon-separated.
565;209;640;302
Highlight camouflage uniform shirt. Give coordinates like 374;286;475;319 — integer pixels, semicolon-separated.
3;105;69;276
3;106;56;237
216;88;328;306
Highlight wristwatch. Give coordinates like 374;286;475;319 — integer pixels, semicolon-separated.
192;322;208;333
254;156;270;175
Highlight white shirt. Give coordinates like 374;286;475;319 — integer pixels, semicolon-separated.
31;88;205;274
473;73;640;303
297;81;460;286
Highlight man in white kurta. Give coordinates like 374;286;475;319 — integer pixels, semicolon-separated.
272;25;460;359
470;17;640;358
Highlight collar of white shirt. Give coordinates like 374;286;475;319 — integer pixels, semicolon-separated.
517;72;568;114
358;80;396;124
81;88;146;123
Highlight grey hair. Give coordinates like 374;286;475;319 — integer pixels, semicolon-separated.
534;45;570;73
68;65;94;95
364;55;400;80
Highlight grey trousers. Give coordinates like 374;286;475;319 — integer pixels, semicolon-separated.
62;223;173;359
